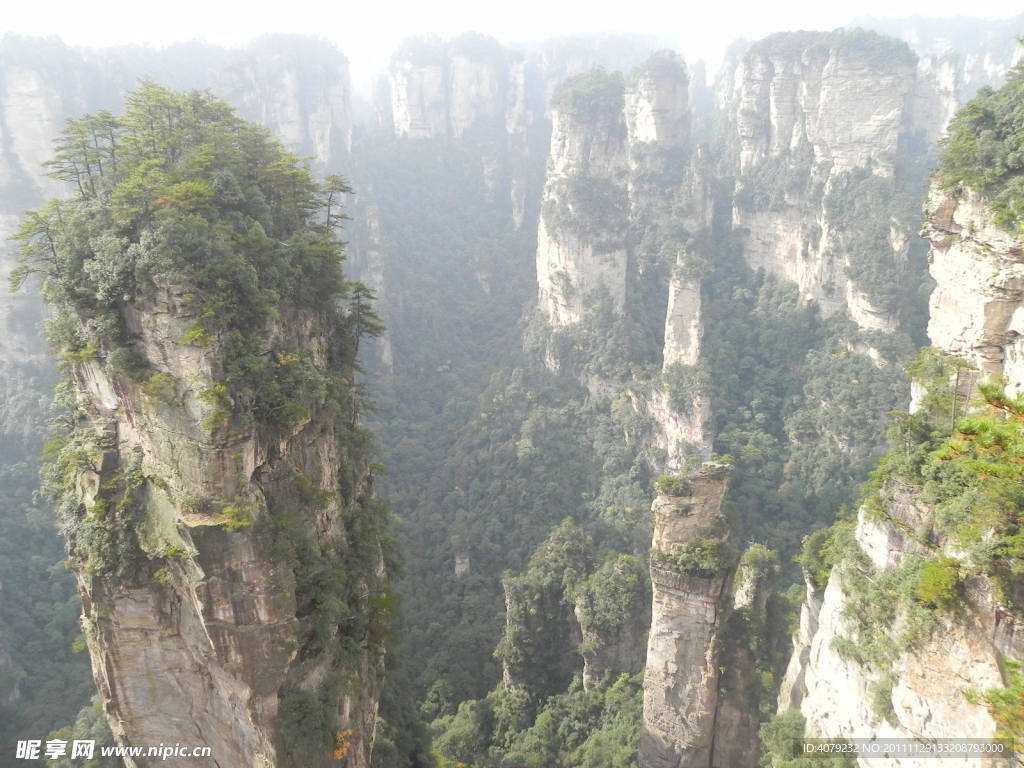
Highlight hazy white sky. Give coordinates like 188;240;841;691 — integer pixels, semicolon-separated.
2;0;1022;90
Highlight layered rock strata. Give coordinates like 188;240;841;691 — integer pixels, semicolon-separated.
641;463;733;768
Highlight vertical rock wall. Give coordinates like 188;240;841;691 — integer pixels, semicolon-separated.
778;183;1024;766
719;30;921;332
641;464;732;768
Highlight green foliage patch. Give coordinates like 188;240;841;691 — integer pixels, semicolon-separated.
938;57;1024;234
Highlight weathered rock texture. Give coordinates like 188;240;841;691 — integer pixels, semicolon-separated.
536;53;696;328
68;287;385;767
923;188;1024;395
536;70;631;326
641;463;740;768
388;35;517;140
857;14;1024;142
780;510;1017;767
0;36;380;768
719;30;923;333
778;187;1024;765
534;53;713;462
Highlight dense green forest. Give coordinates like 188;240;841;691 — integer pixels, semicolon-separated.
350;36;937;767
1;25;1019;768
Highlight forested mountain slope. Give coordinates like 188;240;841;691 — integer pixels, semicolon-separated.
0;21;1022;768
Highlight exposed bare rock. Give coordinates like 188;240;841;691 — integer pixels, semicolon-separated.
778;183;1024;767
783;514;1006;767
388;35;513;140
65;281;386;767
641;463;733;768
625;51;689;148
922;188;1024;394
720;30;920;332
536;70;630;326
389;52;447;139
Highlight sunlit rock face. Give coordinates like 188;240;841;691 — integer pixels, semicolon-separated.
779;185;1024;767
536;52;693;328
641;464;761;768
923;188;1024;396
717;30;922;333
535;69;631;326
779;510;1012;768
855;13;1024;141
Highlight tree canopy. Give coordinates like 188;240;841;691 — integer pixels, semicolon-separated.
938;54;1024;234
12;81;381;438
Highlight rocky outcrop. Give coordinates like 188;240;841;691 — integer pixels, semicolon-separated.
0;48;362;759
720;30;922;332
64;278;387;768
780;509;1013;767
625;52;689;148
536;53;696;328
778;185;1024;765
388;35;515;140
641;463;734;768
922;188;1024;394
857;14;1024;141
536;69;631;325
650;251;711;467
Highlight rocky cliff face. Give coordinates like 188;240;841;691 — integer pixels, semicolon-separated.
778;186;1024;765
67;288;385;768
857;14;1024;140
388;35;516;141
536;53;696;328
536;69;631;326
779;506;1017;766
641;463;752;768
0;40;379;767
534;54;712;462
719;30;923;333
922;188;1024;394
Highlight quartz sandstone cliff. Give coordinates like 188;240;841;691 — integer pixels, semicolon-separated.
719;31;923;334
64;249;386;768
778;186;1024;766
641;463;756;768
535;54;712;460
